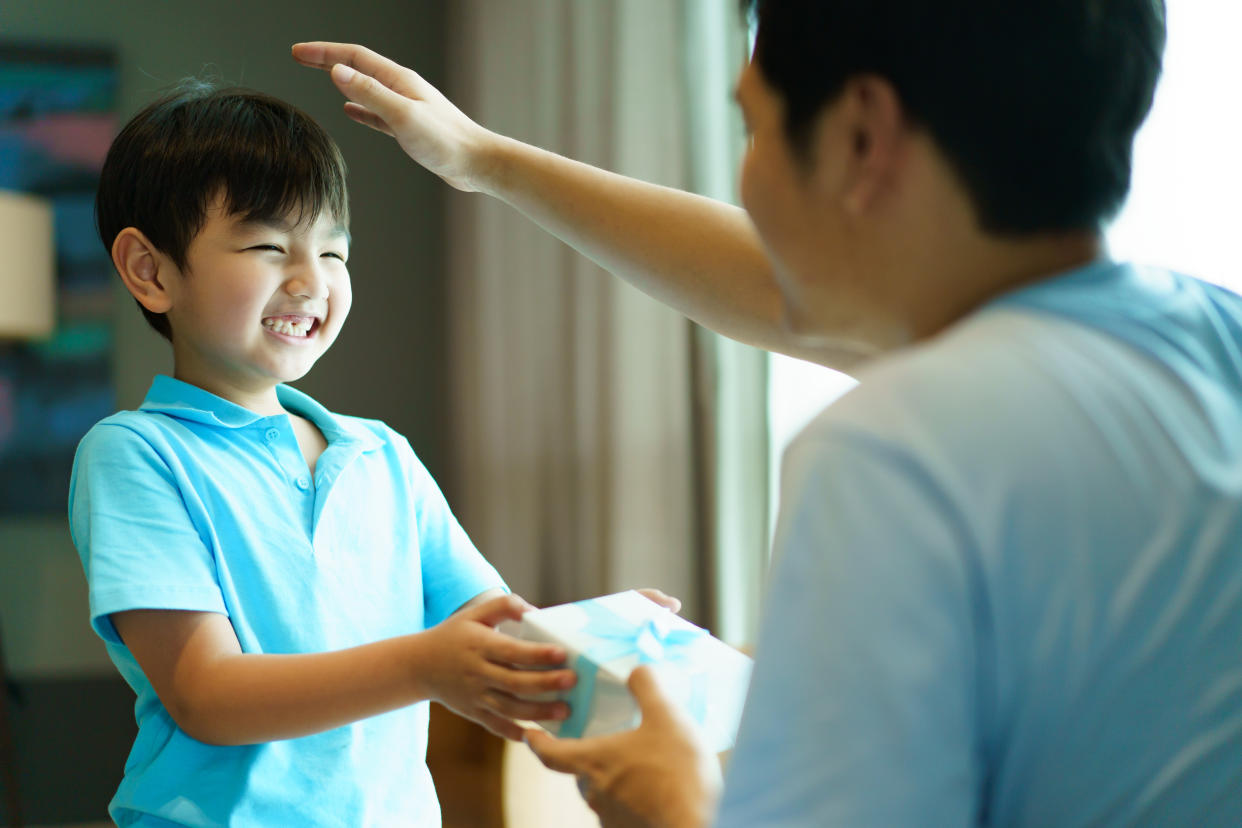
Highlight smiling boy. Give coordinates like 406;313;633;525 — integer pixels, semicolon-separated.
68;83;580;827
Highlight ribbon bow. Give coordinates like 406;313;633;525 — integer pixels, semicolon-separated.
559;600;706;738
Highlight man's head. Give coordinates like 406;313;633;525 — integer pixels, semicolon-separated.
97;83;352;400
736;0;1165;351
746;0;1165;234
96;81;350;341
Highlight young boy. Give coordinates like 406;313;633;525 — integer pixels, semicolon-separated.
69;82;582;827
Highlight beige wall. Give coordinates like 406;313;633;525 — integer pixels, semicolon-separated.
0;0;451;676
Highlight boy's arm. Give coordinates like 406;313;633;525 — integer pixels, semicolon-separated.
291;43;852;368
113;593;575;745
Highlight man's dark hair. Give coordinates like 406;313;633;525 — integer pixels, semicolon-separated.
96;81;349;341
745;0;1166;234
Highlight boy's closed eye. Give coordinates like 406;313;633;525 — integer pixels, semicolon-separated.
245;243;347;262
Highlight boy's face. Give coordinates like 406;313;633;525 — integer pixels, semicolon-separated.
163;194;351;402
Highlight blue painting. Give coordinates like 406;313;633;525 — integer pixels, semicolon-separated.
0;42;116;515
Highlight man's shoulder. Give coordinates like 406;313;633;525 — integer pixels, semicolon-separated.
814;308;1084;439
798;304;1167;497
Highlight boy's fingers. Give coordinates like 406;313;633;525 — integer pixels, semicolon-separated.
488;634;568;668
489;663;575;697
636;587;681;613
474;708;525;742
494;640;571;675
465;593;536;627
484;692;570;724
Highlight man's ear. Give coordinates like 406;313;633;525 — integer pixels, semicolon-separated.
111;227;173;314
832;75;907;215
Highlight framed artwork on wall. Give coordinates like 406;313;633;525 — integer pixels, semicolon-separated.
0;42;116;516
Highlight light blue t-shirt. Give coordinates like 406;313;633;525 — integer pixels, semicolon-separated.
68;376;506;827
719;260;1242;827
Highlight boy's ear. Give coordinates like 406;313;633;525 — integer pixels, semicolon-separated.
111;227;173;314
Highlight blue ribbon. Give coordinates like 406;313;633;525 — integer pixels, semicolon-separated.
560;599;706;738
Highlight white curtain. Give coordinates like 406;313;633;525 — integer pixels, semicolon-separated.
444;0;759;631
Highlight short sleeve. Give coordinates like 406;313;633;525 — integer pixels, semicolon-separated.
716;429;983;827
68;422;227;644
401;445;507;627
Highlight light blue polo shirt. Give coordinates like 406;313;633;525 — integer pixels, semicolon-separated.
719;260;1242;826
69;376;505;827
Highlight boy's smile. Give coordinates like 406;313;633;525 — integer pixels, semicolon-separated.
161;194;351;412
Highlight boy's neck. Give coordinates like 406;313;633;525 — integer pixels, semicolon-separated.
173;369;288;418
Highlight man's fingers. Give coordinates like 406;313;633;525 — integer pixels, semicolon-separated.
290;41;330;68
329;63;413;128
523;728;597;775
292;41;428;98
342;102;394;137
627;665;678;723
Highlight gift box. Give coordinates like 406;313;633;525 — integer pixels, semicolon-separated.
499;590;753;753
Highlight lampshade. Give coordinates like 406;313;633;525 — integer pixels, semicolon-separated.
0;189;56;339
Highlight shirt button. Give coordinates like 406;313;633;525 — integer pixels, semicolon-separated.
265;428;280;442
296;476;311;490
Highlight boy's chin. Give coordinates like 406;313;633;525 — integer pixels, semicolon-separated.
274;364;317;384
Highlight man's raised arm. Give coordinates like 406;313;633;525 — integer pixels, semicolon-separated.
292;42;850;367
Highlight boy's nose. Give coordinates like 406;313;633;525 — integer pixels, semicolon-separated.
285;266;329;301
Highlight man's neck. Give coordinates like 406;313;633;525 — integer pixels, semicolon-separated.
902;229;1104;343
787;229;1102;368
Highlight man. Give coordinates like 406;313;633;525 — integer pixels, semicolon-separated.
293;0;1242;824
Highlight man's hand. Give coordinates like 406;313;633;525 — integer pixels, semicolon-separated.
524;666;723;828
291;41;499;193
419;594;576;741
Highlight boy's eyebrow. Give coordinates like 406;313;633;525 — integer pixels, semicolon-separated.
238;216;351;246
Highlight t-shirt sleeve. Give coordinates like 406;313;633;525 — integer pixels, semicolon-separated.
716;429;983;827
402;444;507;627
68;422;227;645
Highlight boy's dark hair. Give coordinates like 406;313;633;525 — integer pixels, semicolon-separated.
745;0;1166;234
96;81;349;341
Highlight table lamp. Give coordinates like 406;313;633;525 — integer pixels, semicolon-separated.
0;189;56;339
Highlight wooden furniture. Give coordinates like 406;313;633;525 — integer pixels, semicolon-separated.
426;703;504;827
426;704;600;827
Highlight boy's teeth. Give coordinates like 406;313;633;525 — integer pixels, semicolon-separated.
263;317;312;337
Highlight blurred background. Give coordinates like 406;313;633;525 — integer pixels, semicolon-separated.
0;0;1237;825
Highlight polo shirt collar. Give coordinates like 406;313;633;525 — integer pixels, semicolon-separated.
139;374;383;451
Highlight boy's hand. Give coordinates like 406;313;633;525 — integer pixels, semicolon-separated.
418;594;575;741
291;42;497;194
636;587;682;614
